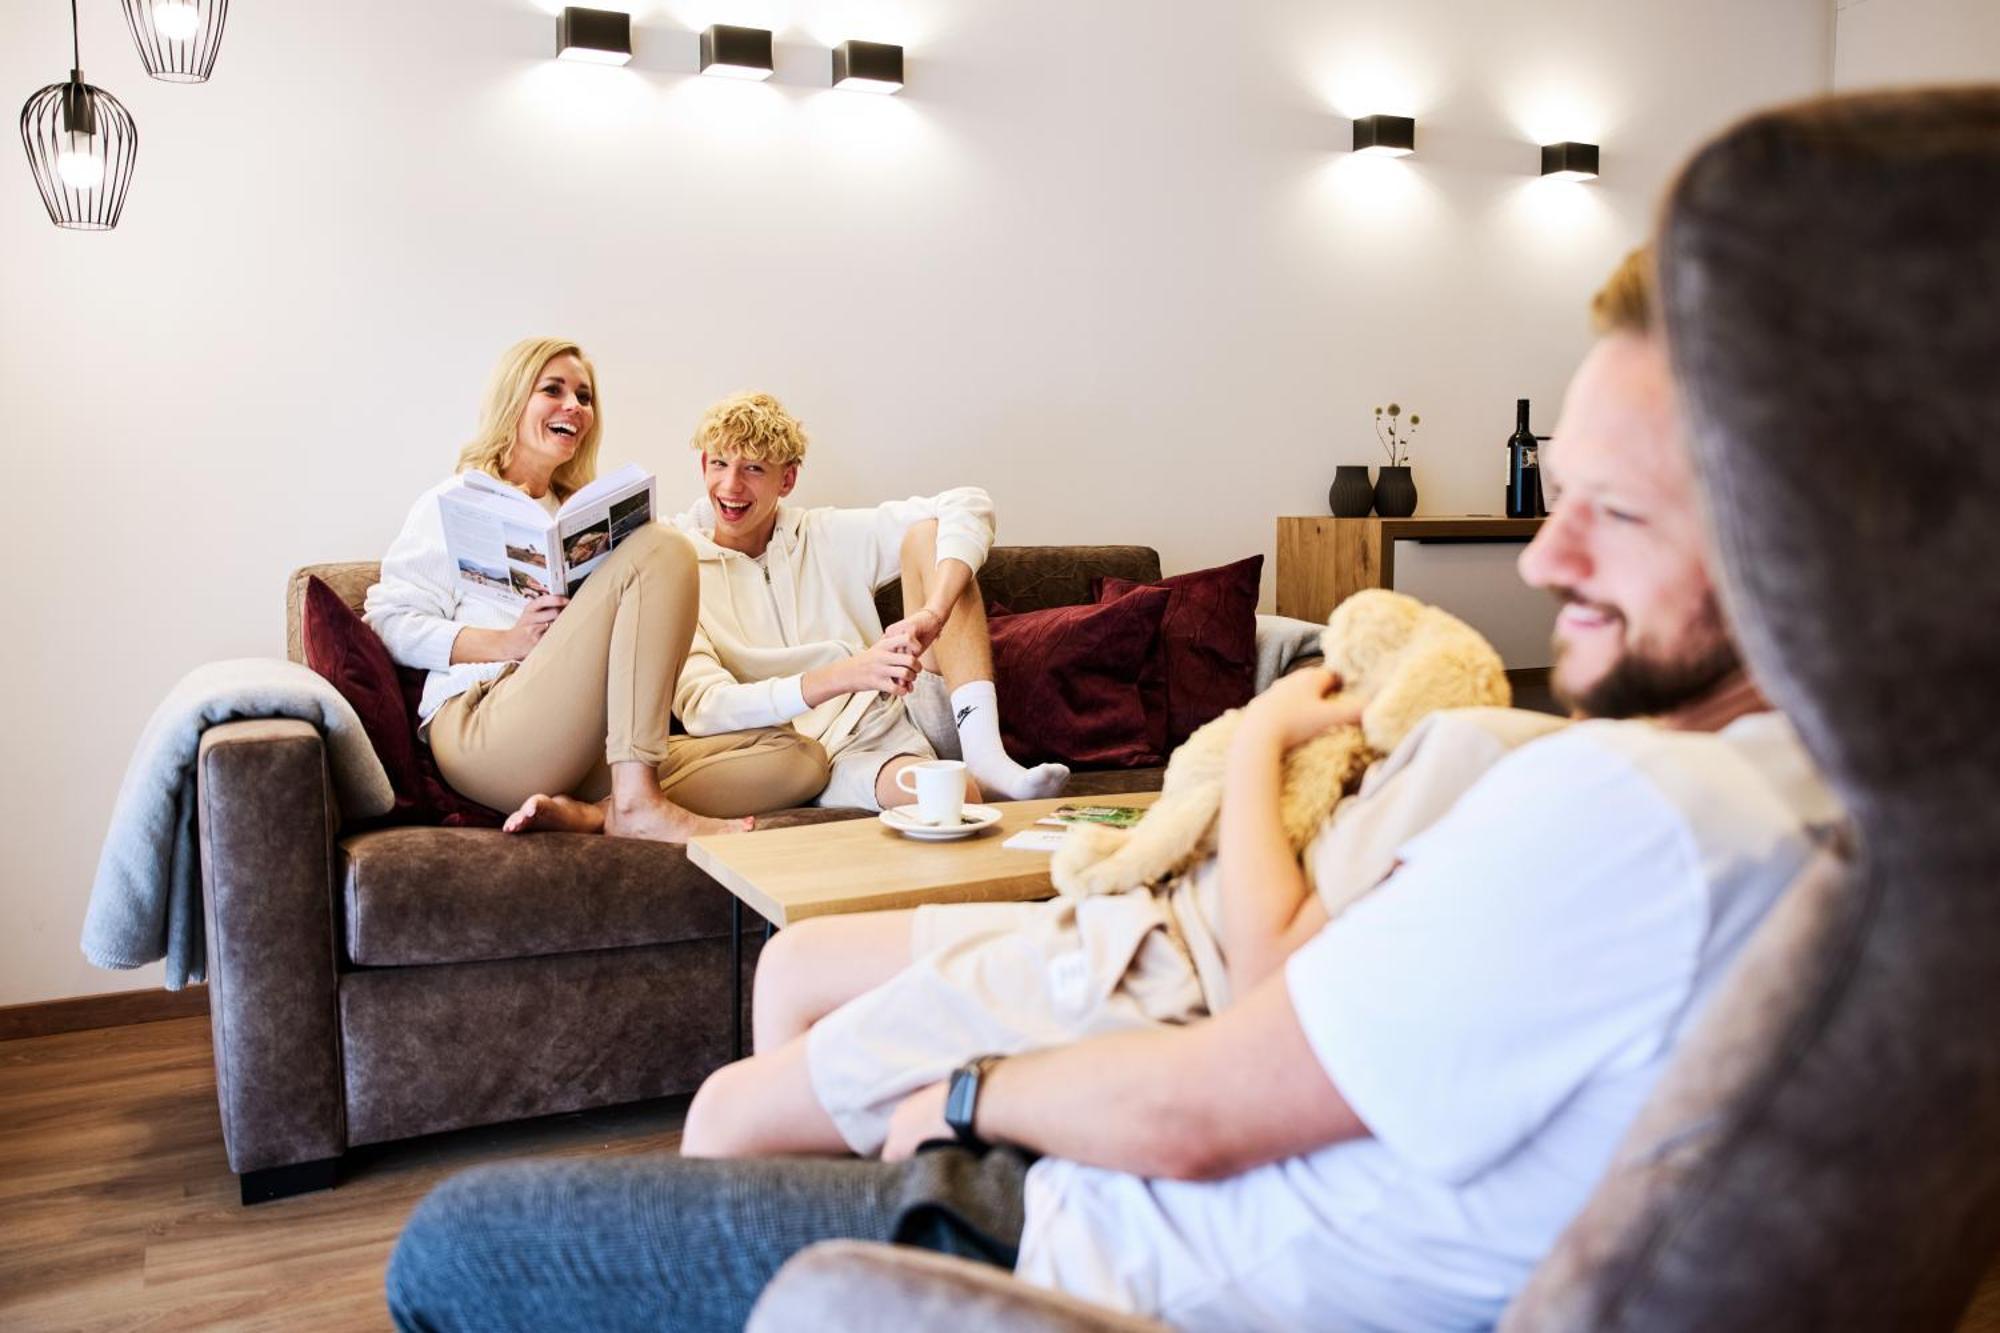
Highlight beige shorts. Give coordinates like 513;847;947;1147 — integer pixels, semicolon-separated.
815;694;936;812
803;888;1206;1155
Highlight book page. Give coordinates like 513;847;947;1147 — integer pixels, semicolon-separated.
438;489;531;607
551;467;657;594
500;520;555;601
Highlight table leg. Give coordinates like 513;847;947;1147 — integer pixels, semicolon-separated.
730;896;743;1062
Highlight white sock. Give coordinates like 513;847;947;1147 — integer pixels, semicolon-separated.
950;680;1070;801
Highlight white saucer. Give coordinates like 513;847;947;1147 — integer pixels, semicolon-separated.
879;803;1004;841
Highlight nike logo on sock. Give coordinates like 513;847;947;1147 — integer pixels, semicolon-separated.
955;705;976;728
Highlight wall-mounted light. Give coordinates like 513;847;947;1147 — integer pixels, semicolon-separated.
1540;141;1600;181
557;7;632;66
1352;114;1415;157
20;0;138;230
700;24;774;80
119;0;229;83
831;39;903;93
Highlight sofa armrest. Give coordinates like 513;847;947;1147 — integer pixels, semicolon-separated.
746;1241;1168;1333
196;718;346;1176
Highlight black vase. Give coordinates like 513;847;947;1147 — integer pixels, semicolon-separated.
1373;465;1418;517
1328;465;1374;517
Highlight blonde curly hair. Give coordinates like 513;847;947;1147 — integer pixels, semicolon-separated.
691;391;809;466
456;337;602;500
1591;246;1655;336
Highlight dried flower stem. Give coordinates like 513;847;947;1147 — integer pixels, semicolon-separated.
1372;403;1421;467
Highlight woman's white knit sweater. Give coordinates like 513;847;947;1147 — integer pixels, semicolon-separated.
362;475;560;726
670;488;994;753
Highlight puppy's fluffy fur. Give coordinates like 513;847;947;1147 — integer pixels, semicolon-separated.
1051;590;1511;898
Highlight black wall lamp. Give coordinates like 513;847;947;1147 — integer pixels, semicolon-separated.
557;7;632;66
700;24;774;80
20;0;138;230
831;39;903;93
119;0;229;83
1540;141;1600;181
1352;114;1415;157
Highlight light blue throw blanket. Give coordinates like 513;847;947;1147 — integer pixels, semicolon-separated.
82;658;394;989
1253;613;1328;692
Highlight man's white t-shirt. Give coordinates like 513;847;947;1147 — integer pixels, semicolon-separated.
1013;712;1837;1332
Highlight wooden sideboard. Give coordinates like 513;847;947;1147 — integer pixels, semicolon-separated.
1275;516;1546;624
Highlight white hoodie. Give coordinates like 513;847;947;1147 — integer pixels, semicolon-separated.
670;488;995;752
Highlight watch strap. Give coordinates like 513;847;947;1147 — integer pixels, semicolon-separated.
944;1055;1002;1147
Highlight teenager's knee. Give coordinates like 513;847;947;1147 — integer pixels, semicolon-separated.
681;1061;761;1157
751;920;830;1049
615;521;696;581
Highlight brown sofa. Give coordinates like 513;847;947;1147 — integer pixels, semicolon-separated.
201;545;1170;1203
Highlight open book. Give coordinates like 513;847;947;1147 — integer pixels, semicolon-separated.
439;464;658;606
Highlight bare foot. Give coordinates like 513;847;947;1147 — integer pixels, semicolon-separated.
603;795;755;845
503;793;608;835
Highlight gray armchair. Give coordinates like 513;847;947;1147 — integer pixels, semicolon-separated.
750;88;2000;1332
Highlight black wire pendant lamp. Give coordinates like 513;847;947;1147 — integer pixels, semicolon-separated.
19;0;138;231
120;0;229;83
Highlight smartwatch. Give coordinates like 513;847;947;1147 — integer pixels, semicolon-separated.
944;1055;1003;1148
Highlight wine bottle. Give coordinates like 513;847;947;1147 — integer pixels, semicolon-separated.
1506;399;1540;519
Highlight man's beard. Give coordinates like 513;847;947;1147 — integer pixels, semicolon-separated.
1552;591;1742;720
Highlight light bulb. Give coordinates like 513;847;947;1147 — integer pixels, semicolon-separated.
57;151;105;189
153;1;201;40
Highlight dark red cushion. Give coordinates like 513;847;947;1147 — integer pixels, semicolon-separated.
301;576;425;819
397;668;507;829
300;577;503;829
1096;554;1262;749
988;586;1172;769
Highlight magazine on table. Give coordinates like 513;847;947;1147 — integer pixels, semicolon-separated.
1035;804;1148;829
438;464;657;606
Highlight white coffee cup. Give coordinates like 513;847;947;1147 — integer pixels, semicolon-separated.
895;759;967;826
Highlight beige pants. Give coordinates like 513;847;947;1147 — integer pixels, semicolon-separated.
804;889;1204;1155
430;524;830;817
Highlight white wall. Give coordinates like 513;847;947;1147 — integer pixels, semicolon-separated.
1;0;1830;1006
1834;0;2000;88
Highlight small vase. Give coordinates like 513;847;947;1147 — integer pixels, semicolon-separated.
1328;465;1374;517
1373;465;1418;518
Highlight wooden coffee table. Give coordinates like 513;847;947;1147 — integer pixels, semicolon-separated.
691;791;1161;928
689;792;1161;1057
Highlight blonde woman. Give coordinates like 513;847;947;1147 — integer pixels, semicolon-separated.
364;339;829;841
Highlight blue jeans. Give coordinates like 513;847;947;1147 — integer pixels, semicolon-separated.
387;1146;1030;1332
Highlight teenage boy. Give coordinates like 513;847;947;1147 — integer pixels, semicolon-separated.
666;392;1069;812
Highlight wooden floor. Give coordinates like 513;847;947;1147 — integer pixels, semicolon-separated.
3;1016;1997;1331
0;1017;689;1331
